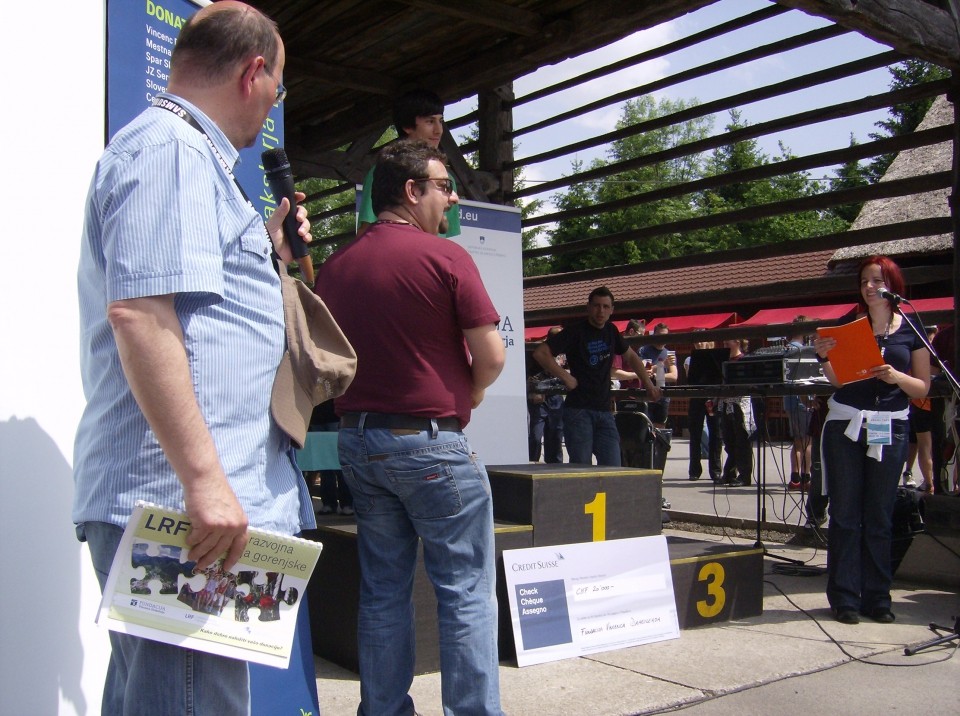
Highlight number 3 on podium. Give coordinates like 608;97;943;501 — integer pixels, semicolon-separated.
583;492;606;541
697;562;726;617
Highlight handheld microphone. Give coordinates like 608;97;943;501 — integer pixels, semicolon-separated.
261;148;314;285
877;287;902;305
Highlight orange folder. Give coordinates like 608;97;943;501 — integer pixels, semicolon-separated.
816;316;885;385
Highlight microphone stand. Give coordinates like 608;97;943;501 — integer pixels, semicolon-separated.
890;296;960;401
890;296;960;656
753;395;804;566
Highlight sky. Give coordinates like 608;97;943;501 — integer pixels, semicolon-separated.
444;0;898;219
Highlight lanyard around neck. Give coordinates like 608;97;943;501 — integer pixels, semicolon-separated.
151;96;279;271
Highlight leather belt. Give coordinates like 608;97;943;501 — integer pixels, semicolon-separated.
339;412;461;432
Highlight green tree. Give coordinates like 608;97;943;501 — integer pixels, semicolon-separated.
298;177;357;268
828;134;871;223
547;161;605;273
548;96;713;271
698;113;846;249
866;59;950;182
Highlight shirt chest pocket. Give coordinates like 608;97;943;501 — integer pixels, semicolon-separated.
216;194;273;263
217;196;282;315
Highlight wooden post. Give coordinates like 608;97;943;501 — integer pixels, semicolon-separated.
478;84;515;205
951;72;960;371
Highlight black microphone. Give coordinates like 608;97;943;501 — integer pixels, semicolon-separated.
877;287;903;305
261;147;314;284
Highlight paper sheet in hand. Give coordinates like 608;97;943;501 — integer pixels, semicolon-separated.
96;502;322;668
816;316;884;385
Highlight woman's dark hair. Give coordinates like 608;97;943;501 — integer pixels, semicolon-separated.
856;255;905;312
371;139;447;215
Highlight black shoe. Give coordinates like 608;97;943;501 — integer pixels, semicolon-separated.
688;474;701;481
862;608;895;624
834;608;860;625
724;477;744;487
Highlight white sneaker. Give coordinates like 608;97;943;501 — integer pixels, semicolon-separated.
902;471;917;488
318;504;335;514
338;505;355;515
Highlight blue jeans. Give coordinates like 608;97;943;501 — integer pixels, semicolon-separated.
784;395;813;440
822;419;907;613
563;407;621;466
338;421;503;716
528;395;564;463
78;522;250;716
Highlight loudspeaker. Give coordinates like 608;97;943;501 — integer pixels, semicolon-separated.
891;487;925;575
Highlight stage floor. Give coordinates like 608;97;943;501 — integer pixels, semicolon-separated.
312;437;960;714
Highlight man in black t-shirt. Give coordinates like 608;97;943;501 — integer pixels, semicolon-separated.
534;286;660;465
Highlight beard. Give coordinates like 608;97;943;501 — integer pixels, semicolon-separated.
437;213;449;235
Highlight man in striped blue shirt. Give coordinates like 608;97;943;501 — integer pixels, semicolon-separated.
73;3;313;714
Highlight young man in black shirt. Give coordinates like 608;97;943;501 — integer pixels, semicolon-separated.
534;286;660;465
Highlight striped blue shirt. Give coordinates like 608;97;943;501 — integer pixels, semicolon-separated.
73;94;315;536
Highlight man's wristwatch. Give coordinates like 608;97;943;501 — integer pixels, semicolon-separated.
815;353;829;363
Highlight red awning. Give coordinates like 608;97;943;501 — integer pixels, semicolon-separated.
524;326;553;342
736;304;857;326
904;297;954;314
649;312;738;332
529;319;648;340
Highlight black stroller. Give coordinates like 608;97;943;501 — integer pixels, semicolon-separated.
615;399;671;520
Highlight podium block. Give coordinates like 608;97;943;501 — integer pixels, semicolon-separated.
304;519;532;675
667;537;763;627
486;464;662;546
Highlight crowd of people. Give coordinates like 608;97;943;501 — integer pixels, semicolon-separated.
527;258;947;630
527;298;758;490
73;3;951;713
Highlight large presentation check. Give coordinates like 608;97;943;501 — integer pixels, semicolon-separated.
503;536;680;666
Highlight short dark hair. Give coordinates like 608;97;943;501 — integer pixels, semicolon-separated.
372;139;447;215
653;322;669;334
173;3;280;83
393;89;444;136
588;286;614;304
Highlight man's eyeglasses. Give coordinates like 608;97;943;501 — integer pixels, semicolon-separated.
413;177;454;196
265;64;287;103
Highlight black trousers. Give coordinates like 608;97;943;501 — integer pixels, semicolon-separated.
687;398;721;479
721;403;754;484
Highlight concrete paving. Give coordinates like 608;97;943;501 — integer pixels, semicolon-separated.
312;438;960;715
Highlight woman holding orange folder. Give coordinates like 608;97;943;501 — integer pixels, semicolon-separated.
813;256;930;626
